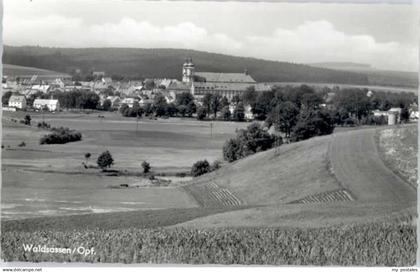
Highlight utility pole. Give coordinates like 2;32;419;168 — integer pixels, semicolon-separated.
210;121;213;138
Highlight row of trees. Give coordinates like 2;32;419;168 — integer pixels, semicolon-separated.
51;90;100;110
117;92;248;121
330;88;414;125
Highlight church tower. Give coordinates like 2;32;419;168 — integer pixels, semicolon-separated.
182;57;195;83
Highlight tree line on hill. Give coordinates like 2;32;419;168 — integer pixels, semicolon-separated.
221;85;416;162
4;46;374;86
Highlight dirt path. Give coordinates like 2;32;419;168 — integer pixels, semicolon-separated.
329;128;416;203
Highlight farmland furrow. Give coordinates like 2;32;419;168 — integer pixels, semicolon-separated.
183;182;243;208
289;189;353;204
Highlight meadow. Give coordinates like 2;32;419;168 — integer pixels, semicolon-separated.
1;111;247;220
1;111;417;265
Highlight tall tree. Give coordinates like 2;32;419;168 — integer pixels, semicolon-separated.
202;93;213;117
221;96;229;108
153;93;168;117
242;86;258;107
210;94;222;118
270;101;300;138
233;102;245;122
2;91;12;106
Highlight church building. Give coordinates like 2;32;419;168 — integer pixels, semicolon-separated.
181;58;271;100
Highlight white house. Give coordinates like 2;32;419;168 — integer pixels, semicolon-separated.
372;108;402;125
120;97;139;108
228;104;253;120
409;103;418;120
33;99;60;112
244;105;254;120
8;95;27;109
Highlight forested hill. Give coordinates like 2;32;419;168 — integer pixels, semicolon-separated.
3;45;370;85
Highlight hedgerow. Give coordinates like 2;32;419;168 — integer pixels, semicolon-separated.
39;127;82;145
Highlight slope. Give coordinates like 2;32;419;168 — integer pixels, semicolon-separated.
187;134;342;206
176;127;416;228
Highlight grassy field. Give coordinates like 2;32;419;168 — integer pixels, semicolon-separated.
1;111;247;220
377;125;418;187
1;222;415;265
1;111;416;265
187;133;341;206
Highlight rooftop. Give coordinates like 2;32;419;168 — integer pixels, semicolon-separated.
195;72;256;83
9;95;26;103
33;99;59;105
193;82;270;92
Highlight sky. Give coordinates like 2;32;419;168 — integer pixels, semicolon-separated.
3;0;420;72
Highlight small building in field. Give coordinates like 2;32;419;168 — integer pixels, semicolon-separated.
387;108;402;125
409;103;418;120
33;99;60;112
8;95;27;109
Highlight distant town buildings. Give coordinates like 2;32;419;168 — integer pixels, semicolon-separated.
33;99;60;112
92;71;106;78
372;107;403;125
8;95;27;109
2;59;416;125
181;58;271;100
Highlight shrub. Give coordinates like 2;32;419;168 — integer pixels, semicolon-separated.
141;161;151;174
40;127;82;145
37;121;51;129
84;152;91;164
97;150;114;170
211;160;222;171
221;106;231;121
196;107;207;120
24;115;31;126
102;99;112;111
191;160;211;177
223;138;242;162
343;117;357;127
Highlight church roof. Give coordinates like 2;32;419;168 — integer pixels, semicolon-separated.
167;81;191;91
193;82;271;92
195;72;256;83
